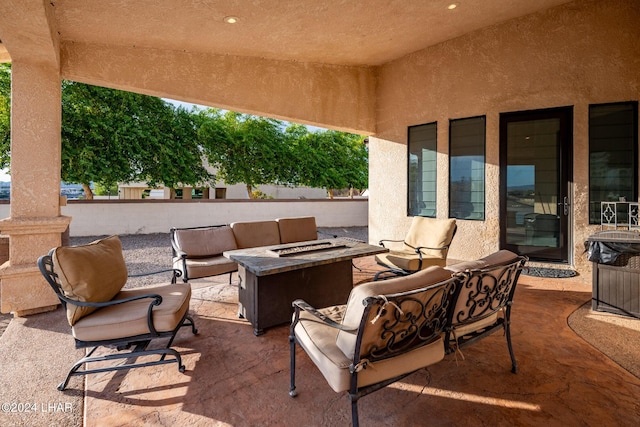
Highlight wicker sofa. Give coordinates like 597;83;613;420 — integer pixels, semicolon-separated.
171;216;319;283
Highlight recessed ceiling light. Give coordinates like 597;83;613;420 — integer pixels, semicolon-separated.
223;16;239;24
448;3;459;10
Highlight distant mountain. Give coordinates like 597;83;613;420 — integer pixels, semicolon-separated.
508;184;534;191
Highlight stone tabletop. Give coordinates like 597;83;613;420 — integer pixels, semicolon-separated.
224;238;388;276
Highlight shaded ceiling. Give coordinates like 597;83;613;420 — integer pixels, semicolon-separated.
1;0;573;67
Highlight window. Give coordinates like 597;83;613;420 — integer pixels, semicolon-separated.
449;116;485;220
589;102;638;223
408;122;437;217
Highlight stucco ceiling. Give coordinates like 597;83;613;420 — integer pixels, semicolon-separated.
46;0;573;67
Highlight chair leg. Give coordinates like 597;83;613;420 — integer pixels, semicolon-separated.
58;346;100;391
58;346;184;391
181;315;198;335
350;394;360;427
505;321;518;374
504;305;517;373
289;334;298;397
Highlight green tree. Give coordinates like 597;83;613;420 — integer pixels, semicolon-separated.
93;182;118;197
0;63;10;170
198;109;293;198
61;82;213;198
291;129;368;198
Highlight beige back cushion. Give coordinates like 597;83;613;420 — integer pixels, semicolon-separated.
445;249;519;274
230;220;281;248
446;249;520;325
52;235;128;326
336;266;453;358
277;217;318;244
175;226;238;258
404;217;456;258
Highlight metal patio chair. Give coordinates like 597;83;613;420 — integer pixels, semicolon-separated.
38;235;198;391
445;250;527;373
289;265;464;427
375;217;457;280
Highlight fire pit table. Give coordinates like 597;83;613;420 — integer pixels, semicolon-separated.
224;238;388;335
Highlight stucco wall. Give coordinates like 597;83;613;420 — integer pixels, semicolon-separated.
61;42;376;135
370;0;640;273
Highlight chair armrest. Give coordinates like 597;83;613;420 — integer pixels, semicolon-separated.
174;249;188;259
378;239;404;247
128;268;176;278
317;229;338;239
412;243;451;253
60;292;163;309
291;299;357;332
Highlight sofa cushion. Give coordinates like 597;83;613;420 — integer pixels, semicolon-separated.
230;220;281;248
72;283;191;342
182;256;238;280
336;265;452;359
52;235;128;326
174;226;237;258
276;216;318;244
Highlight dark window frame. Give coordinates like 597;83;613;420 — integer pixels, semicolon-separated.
448;115;486;221
588;101;639;224
407;121;438;217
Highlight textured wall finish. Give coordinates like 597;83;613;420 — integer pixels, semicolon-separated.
0;60;70;315
61;42;377;134
370;0;640;272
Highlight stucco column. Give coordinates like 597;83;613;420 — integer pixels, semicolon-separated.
0;60;71;316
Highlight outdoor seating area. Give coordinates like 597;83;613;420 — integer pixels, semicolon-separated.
1;247;638;426
1;1;639;426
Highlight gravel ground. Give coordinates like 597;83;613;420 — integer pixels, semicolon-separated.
69;227;369;289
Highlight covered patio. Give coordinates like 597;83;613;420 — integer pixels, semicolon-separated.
0;250;638;426
0;1;639;425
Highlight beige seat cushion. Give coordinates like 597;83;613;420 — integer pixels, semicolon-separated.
230;220;281;248
72;283;191;342
276;217;318;244
52;235;128;326
174;226;238;257
179;256;238;279
375;251;446;271
336;265;453;359
294;308;444;393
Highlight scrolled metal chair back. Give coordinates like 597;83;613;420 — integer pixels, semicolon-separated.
452;257;526;326
353;275;462;364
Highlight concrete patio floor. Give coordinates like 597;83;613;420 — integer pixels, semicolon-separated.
1;256;639;426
